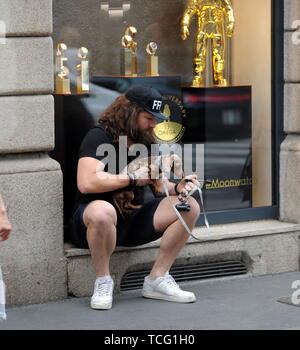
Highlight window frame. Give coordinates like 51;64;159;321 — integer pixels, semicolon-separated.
197;0;283;226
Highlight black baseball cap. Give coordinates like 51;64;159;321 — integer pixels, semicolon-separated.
125;85;169;121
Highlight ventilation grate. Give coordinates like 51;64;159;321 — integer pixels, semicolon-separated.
120;260;247;291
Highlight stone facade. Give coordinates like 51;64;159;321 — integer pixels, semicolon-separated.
0;0;299;307
0;0;67;305
281;0;300;223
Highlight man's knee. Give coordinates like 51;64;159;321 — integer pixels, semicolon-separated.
186;197;201;220
84;201;117;229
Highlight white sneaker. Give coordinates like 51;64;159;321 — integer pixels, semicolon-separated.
142;272;196;303
90;275;114;310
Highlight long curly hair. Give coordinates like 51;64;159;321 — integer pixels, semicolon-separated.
99;95;155;144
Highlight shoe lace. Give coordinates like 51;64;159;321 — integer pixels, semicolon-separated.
162;274;180;290
95;280;113;296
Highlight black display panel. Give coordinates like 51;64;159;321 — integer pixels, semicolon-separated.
182;86;252;211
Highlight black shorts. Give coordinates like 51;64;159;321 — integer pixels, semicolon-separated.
69;198;165;248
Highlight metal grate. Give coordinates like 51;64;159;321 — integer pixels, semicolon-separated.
120;260;247;291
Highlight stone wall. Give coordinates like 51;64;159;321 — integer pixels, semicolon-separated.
0;0;67;305
281;0;300;223
0;0;297;307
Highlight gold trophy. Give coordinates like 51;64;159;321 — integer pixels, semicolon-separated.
181;0;235;87
55;43;71;94
146;42;159;76
120;26;138;77
76;47;90;94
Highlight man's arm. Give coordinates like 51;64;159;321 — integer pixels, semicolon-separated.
77;157;130;194
181;0;198;40
0;194;12;242
77;157;151;194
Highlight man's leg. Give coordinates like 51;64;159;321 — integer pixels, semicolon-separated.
83;200;118;310
150;196;200;279
83;200;118;277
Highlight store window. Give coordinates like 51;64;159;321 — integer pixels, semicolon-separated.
51;0;282;232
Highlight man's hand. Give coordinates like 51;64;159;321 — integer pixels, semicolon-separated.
175;174;200;197
0;211;12;242
132;166;153;187
122;157;158;187
181;25;190;40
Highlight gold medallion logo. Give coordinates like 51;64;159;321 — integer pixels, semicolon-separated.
153;96;186;144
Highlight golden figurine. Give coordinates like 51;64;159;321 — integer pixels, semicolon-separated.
181;0;235;87
120;26;138;76
55;43;71;94
146;42;159;76
76;47;90;94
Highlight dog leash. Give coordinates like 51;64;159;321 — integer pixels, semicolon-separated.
153;155;209;240
161;177;210;241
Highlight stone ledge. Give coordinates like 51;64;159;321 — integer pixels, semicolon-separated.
65;219;300;258
0;153;61;174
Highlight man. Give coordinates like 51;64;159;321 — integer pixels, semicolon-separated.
0;195;12;242
70;85;201;310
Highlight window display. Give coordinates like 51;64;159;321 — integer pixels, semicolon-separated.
52;0;275;228
121;26;138;76
146;42;159;77
76;47;90;93
55;43;71;94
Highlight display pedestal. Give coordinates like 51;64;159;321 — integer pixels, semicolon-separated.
182;86;252;211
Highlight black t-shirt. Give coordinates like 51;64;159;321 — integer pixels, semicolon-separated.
74;124;144;210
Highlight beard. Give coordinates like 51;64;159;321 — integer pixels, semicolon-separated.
132;127;156;146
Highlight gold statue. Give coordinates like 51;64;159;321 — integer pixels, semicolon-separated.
55;43;71;94
76;47;90;94
120;26;138;76
146;42;159;76
181;0;235;87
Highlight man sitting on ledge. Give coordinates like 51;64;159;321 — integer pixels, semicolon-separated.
70;85;200;310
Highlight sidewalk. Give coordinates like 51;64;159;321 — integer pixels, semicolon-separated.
0;271;299;330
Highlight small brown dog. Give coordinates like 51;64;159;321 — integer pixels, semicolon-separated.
112;154;184;217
